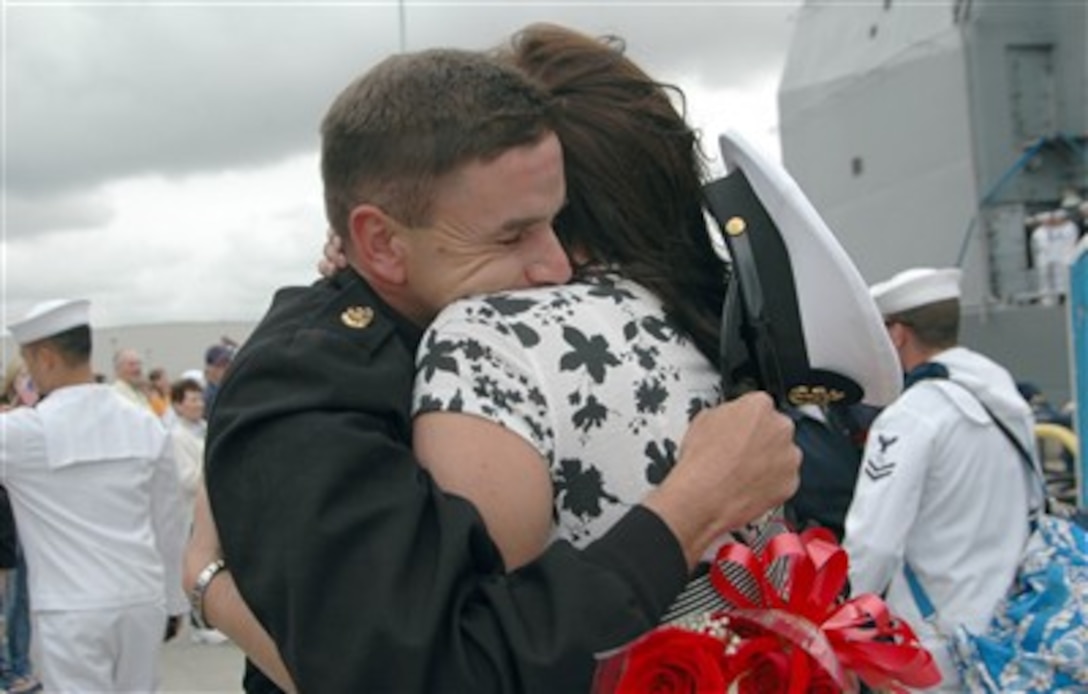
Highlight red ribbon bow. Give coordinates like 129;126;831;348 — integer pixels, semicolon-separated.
707;528;942;693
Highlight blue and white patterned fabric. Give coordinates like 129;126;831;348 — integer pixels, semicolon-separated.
951;514;1088;692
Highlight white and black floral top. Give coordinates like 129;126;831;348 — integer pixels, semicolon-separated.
413;272;723;548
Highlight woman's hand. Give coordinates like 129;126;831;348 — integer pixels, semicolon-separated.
185;483;299;692
316;228;348;278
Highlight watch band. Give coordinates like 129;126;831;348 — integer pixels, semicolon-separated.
189;558;227;631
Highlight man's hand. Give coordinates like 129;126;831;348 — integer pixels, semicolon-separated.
164;615;181;642
644;392;801;568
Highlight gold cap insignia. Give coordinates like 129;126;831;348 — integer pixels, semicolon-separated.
787;385;847;407
725;216;747;236
340;306;374;329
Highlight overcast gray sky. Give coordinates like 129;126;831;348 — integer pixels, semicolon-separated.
3;0;803;328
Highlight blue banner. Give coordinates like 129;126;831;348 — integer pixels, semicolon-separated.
1070;238;1088;509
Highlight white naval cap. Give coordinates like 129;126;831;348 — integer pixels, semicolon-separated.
180;368;207;388
705;129;902;408
870;267;962;317
7;299;91;346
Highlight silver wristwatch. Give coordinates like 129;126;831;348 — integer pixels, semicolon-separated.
189;558;227;631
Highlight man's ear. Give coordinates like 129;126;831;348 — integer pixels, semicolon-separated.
348;204;408;285
27;344;56;372
887;322;909;350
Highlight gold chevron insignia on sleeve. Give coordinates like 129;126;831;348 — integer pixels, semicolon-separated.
340;305;375;329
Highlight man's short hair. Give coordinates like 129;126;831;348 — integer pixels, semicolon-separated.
321;48;556;238
36;326;93;366
887;298;960;349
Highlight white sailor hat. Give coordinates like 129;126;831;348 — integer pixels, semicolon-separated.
703;130;901;408
870;267;962;317
7;299;91;346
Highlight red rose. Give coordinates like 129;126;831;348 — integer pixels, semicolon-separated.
805;674;843;694
610;627;727;694
730;648;791;694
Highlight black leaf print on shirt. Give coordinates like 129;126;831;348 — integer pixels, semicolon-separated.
448;390;464;412
418;390;465;414
623;320;638;342
559;326;620;383
644;438;679;485
635;379;668;414
462;339;485;361
632;345;658;370
527;386;547;409
586;280;637;304
687;397;709;421
484;295;538;315
471;305;497;322
554;458;619;519
482;382;523;413
640;315;674;342
510;322;541;348
572;394;608;432
474;375;499;400
471;372;526;413
418;332;461;382
415;393;443;414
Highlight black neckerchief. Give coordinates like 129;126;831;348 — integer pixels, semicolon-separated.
903;361;950;390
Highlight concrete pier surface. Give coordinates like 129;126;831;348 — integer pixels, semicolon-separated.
159;626;246;693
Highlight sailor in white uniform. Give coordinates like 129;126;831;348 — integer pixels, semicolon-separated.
843;268;1038;691
1031;210;1079;305
0;299;188;693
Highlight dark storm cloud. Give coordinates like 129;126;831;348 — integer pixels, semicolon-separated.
2;1;800;328
7;4;401;197
7;2;798;198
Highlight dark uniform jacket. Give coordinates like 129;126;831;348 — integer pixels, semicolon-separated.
784;403;879;541
206;268;688;693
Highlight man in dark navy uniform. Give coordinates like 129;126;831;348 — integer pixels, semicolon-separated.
186;48;801;693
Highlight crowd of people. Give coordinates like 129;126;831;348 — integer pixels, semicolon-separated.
0;333;239;692
0;20;1075;694
1027;193;1088;305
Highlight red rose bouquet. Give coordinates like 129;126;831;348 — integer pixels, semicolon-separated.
593;528;941;693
